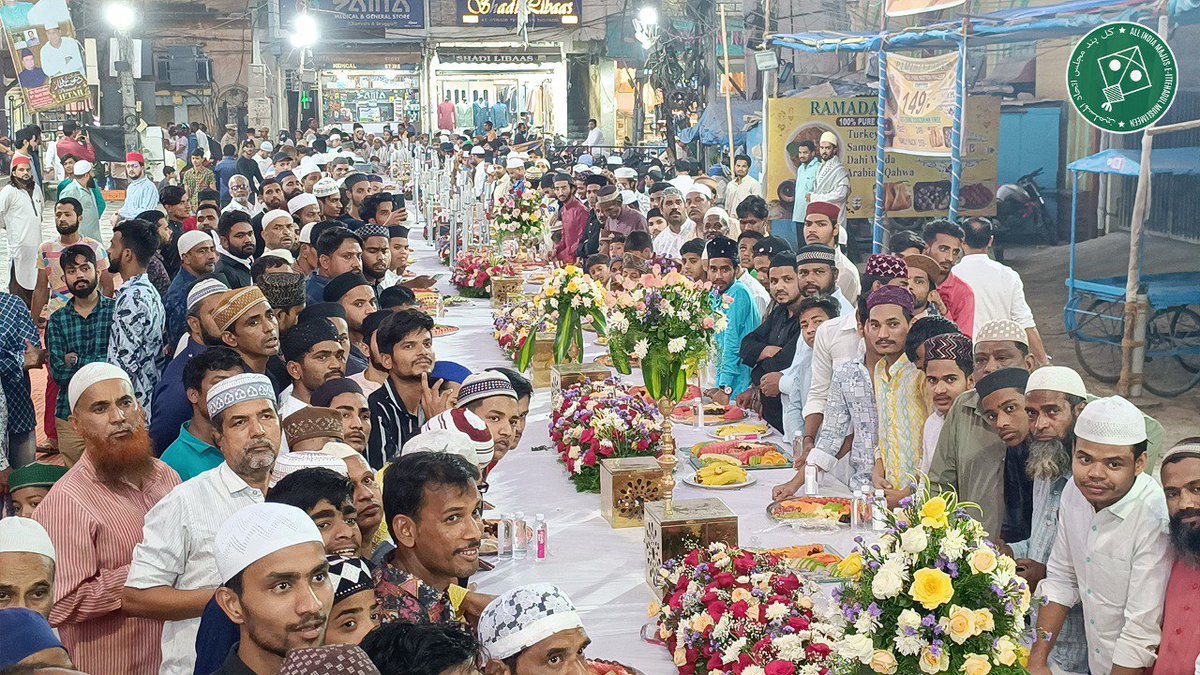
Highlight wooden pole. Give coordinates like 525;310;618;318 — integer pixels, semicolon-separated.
720;5;736;172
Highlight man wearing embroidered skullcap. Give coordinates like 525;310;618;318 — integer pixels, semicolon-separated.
802;200;859;303
1029;396;1171;675
0;608;76;670
278;644;379;674
1155;438;1200;674
704;235;760;405
917;332;973;474
355;223;393;297
478;584;589;674
124;372;278;675
0;516;56;617
214;286;284;385
34;362;180;675
327;272;378;376
211;502;332;675
258;271;307;334
279;318;346;419
281;408;345;454
164;230;218;350
739;251;805;434
807;131;850;234
456;372;519;466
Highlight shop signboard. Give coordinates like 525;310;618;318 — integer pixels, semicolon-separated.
0;0;91;112
457;0;581;27
885;0;965;17
285;0;424;31
884;52;958;157
765;96;999;219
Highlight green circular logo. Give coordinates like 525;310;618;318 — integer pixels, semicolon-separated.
1067;22;1177;133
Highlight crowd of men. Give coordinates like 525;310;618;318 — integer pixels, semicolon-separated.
0;117;1196;675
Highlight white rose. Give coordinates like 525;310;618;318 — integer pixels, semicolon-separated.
894;633;926;657
742;667;766;675
872;567;904;599
854;610;880;636
839;633;875;664
765;602;790;621
900;525;929;554
897;609;922;630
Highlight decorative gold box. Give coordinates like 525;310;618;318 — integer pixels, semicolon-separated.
550;362;611;410
600;457;665;529
643;498;739;596
530;331;557;389
491;276;523;308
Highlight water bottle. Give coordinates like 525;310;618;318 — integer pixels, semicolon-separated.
850;488;864;532
803;462;818;496
498;513;513;559
792;431;804;466
534;514;548;562
872;489;887;531
512;512;529;560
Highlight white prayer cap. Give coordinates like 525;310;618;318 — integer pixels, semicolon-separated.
621;189;639;206
260;141;274;152
402;429;483;470
0;517;54;562
614;167;638;180
470;146;485;156
262;249;295;265
313;177;340;198
206;373;276;419
686;184;714;201
605;155;623;166
589;166;604;175
478;584;584;659
421;408;494;467
269;451;349;488
299;223;316;244
974;319;1028;346
704;206;731;225
288;192;318;214
296;158;321;179
571;164;587;174
667;175;694;192
819;131;839;146
262;209;292;228
72;160;92;176
187;278;229;311
68;363;132;411
505;157;525;170
178;230;213;254
215;503;323;584
1075;396;1147;446
320;441;361;462
1025;366;1087;399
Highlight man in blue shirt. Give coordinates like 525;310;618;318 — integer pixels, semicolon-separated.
116;152;159;222
705;236;760;403
160;346;245;480
164;231;218;353
213;145;238;206
791;140;821;223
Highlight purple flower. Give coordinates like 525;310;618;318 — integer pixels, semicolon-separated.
867;603;882;618
921;614;937;628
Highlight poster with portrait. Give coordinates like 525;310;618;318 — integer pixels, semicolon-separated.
0;0;91;112
884;52;959;157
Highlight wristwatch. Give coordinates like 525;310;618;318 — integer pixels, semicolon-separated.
720;385;732;395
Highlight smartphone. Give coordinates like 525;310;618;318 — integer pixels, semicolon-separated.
393;193;405;210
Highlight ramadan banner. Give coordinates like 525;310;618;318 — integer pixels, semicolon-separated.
885;0;964;17
0;0;91;112
765;96;999;219
884;52;959;157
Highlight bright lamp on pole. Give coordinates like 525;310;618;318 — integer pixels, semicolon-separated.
104;2;136;32
290;13;319;48
637;6;658;25
634;5;659;49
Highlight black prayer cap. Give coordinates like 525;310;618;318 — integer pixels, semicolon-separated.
299;302;347;323
324;272;372;302
706;236;738;262
585;174;610;187
388;225;410;239
281;318;340;363
770;252;798;269
753;236;791;259
975;368;1031;401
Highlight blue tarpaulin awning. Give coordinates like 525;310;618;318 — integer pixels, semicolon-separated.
675;99;761;147
1066;148;1200;177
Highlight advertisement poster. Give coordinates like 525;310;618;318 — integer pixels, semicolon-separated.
885;0;965;17
0;0;91;112
285;0;424;32
884;52;958;157
765;96;999;219
457;0;581;27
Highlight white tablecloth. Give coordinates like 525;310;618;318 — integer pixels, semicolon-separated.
410;235;862;670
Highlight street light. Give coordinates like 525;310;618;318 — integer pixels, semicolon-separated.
637;6;658;26
103;2;136;32
634;5;659;49
290;13;319;49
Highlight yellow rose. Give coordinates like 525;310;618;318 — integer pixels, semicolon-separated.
920;496;949;529
993;636;1019;667
731;587;753;604
837;551;865;580
673;646;688;667
1019;583;1032;612
944;605;976;644
973;608;995;634
691;612;714;633
1017;643;1029;668
968;547;997;575
919;646;949;674
648;600;661;617
565;264;578;275
960;654;992;675
909;568;955;610
870;650;898;674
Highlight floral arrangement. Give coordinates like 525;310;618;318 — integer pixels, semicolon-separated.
605;269;727;402
653;541;843;675
516;264;607;369
549;378;662;492
831;479;1032;675
492;189;547;246
450;251;517;299
493;302;550;361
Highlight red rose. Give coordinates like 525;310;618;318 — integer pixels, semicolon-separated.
805;643;832;659
764;661;796;675
733;553;757;575
580;428;596;445
730;600;749;619
787;616;810;632
705;600;727;622
582;449;596;466
636;438;650;451
773;574;801;594
700;590;718;604
714;572;736;588
598;444;614;457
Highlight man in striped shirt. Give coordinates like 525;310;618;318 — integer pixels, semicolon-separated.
33;362;180;675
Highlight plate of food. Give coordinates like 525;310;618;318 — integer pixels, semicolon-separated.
766;496;853;528
708;421;774;441
763;543;844;578
672;401;745;425
524;270;548;284
442;295;471;306
684;463;757;489
432;324;459;337
688;440;790;469
587;660;644;675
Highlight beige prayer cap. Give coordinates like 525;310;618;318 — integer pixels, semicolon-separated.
819;131;839;145
213;287;271;332
973;319;1027;346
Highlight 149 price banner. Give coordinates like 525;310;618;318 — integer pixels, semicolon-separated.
884;52;958;157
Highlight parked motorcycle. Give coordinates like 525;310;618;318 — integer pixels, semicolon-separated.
996;167;1057;247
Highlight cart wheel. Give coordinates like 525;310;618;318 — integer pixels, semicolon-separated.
1142;307;1200;398
1169;306;1200;373
1071;298;1123;384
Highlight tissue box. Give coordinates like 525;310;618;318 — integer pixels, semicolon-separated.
490;276;523;308
551;362;611;410
600;457;666;529
644;498;739;595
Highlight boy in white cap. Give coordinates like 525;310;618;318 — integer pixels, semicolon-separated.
1028;396;1171;675
0;516;56;618
477;584;589;674
211;502;332;675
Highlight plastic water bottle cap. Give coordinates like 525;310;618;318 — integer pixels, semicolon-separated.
535;513;545;520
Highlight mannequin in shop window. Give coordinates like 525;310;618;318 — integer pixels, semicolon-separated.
455;91;474;134
491;95;510;132
474;92;492;137
437;93;456;133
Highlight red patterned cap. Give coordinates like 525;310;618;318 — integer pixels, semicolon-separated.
864;253;908;279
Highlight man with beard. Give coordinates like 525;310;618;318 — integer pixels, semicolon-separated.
356;224;393;297
308;227;363;306
223;175;258;218
739;253;805;433
327;272;378;376
164;231;218;350
367;310;453;469
920;220;975;336
1029;396;1171;675
806;132;850;234
1154;439;1200;674
213;211;257;289
45;244;116;465
33;363;181;675
117;152;160;222
259;210;298;258
376;452;481;625
902;253;945;321
652;187;695;260
801;201;859;306
791;140;820;223
455;372;520;468
124;373;280;675
196;203;220;235
159;346;245;481
282;169;307;198
491;367;532;454
976;368;1035;544
597;185;647;245
342;174;372;222
551;173;588;264
211;502;332;675
724;154;762;214
251;179;289;258
0;155;43;304
108;218;166;416
279;318;346;419
33;197;112;322
58;159;102;242
572;174;609;261
792;243;852;313
290;193;322;230
705;236;760;404
258;271;306;335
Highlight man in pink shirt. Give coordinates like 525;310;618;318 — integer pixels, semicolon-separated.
920;220;975;337
1154;438;1200;674
552;172;588;263
54;120;95;163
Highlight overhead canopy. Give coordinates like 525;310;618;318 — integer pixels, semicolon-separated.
1067;148;1200;177
676;99;761;147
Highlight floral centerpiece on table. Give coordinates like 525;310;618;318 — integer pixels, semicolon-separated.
493;302;551;361
549;378;662;492
515;264;607;369
450;251;517;299
831;479;1032;674
492;189;547;247
653;541;844;675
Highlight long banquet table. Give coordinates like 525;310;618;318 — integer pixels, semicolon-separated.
410;235;862;670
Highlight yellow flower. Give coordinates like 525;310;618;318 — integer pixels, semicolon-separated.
919;645;949;673
690;612;714;633
993;636;1019;667
731;587;753;604
836;551;864;580
920;496;949;529
909;568;955;610
968;547;997;575
566;281;578;293
565;264;578;275
960;654;992;675
673;646;688;667
647;600;661;617
943;605;976;644
973;608;995;634
870;649;898;674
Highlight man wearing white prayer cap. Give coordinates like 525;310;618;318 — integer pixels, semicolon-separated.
684;182;714;226
478;584;589;672
164;229;219;350
259;209;297;256
1029;395;1171;675
288;192;321;228
0;517;56;618
809;129;850;231
124;371;280;675
212;503;332;674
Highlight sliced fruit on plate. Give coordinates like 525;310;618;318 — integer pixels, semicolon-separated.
694;462;748;486
713;422;771;439
432;324;459;337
